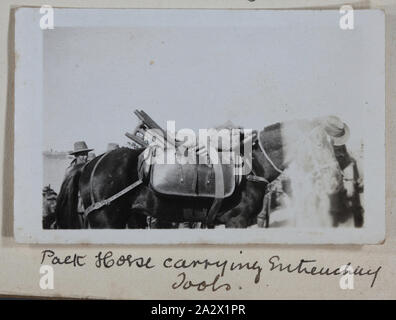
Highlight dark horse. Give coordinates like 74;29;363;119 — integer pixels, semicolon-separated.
55;118;345;229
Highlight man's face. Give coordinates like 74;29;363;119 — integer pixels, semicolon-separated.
76;153;88;164
43;197;57;215
47;199;57;213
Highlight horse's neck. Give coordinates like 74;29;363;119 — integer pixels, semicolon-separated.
253;135;284;182
254;119;320;182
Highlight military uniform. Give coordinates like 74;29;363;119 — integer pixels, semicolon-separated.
66;141;94;219
323;116;364;227
42;186;57;229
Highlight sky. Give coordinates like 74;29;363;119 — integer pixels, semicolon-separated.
42;11;383;155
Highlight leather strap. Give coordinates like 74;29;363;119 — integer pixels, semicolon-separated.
84;179;143;218
246;174;269;184
206;150;225;226
257;134;283;174
89;152;110;205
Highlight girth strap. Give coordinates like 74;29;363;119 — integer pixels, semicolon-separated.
205;152;225;227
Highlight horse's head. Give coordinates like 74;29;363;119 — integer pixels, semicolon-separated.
254;120;344;193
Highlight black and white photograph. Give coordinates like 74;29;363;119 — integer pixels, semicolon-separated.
14;8;384;244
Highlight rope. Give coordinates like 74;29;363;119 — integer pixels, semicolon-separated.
257;134;283;174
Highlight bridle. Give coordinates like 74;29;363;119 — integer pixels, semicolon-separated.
245;126;341;188
257;134;283;174
246;134;284;185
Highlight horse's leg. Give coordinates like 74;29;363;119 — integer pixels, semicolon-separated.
88;203;132;229
129;209;176;229
127;207;173;229
218;182;266;228
257;193;270;228
150;218;177;229
87;208;111;228
130;185;182;228
126;209;148;229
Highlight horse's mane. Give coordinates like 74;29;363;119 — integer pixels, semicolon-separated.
55;164;84;229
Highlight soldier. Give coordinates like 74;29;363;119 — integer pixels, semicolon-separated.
323;116;364;227
42;185;52;198
42;186;57;229
65;141;94;176
65;141;94;227
322;115;350;149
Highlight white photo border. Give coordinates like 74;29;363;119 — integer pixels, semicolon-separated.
14;8;385;244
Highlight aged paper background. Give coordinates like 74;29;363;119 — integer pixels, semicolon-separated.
1;0;395;299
